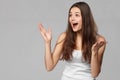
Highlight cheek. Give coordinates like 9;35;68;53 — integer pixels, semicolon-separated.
78;17;82;22
68;18;71;23
69;18;72;25
78;19;82;29
79;18;82;25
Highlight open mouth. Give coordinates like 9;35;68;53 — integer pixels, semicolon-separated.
73;23;78;27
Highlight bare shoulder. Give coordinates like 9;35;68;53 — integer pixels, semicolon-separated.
56;32;66;44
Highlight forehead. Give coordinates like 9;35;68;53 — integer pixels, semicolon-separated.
70;7;81;13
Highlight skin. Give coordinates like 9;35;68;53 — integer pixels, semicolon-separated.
69;7;82;32
38;7;106;78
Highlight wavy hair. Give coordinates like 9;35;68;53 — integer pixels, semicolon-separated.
61;2;98;63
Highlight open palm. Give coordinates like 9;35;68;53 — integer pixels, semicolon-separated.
38;24;52;43
91;40;105;54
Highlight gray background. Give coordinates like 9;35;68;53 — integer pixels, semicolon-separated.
0;0;120;80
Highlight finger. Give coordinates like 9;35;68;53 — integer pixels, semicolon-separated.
92;42;98;50
99;41;105;46
38;23;42;29
38;24;46;33
94;42;98;47
38;24;47;38
39;24;44;31
97;41;105;49
40;31;47;41
48;27;52;34
100;41;104;46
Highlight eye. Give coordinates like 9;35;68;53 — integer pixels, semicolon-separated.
75;14;80;17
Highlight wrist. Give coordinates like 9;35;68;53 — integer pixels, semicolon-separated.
92;52;98;56
45;41;51;45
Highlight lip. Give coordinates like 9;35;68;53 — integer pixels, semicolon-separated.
73;23;78;26
72;23;78;29
72;23;78;27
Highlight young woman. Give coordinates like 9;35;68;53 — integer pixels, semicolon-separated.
38;1;106;80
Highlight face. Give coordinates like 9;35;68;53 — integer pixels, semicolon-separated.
69;7;82;32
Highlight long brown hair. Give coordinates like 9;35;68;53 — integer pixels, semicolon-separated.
61;2;98;63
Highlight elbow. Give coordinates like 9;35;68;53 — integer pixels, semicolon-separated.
46;67;53;72
91;69;101;78
45;65;54;72
92;74;99;78
45;61;54;72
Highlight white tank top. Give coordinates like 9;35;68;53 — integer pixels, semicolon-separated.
61;50;95;80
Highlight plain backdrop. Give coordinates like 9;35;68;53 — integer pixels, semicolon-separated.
0;0;120;80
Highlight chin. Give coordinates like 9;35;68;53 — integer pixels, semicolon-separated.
73;30;79;32
72;28;82;32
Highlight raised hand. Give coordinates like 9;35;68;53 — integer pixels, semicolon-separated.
38;23;52;43
91;40;105;54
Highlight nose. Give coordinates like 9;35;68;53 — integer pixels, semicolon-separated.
71;16;76;21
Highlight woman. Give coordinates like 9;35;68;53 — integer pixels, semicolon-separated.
39;1;106;80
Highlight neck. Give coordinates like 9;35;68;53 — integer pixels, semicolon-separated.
75;31;82;50
76;30;82;38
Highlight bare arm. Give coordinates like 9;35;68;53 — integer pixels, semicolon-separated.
91;36;106;78
38;24;65;71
